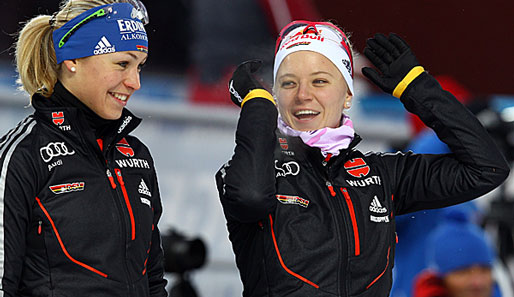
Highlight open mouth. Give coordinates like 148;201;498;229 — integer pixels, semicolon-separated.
294;110;320;120
110;92;128;104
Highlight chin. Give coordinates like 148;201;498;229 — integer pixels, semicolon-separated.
102;111;123;120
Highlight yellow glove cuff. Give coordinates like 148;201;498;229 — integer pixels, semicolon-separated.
392;66;425;98
241;89;276;108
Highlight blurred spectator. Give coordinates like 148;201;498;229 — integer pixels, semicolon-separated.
412;208;511;297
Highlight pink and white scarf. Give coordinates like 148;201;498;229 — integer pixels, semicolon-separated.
277;114;355;157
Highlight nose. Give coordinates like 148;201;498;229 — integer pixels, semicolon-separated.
295;81;312;103
124;67;141;91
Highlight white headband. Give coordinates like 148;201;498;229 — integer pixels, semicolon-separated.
273;24;354;95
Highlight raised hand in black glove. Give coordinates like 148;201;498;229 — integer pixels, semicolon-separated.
362;33;424;98
228;60;269;107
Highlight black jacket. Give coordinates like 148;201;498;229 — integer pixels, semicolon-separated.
0;83;167;297
215;73;509;297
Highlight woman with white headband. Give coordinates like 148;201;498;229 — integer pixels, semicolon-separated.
0;1;167;296
216;20;509;296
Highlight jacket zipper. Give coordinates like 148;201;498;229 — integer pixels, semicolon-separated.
35;197;108;278
106;161;135;295
324;180;346;296
340;188;360;256
114;168;136;241
106;168;117;189
105;167;135;295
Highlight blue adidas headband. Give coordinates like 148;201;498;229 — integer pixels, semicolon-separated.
53;2;148;64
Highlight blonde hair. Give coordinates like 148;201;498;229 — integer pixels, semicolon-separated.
15;0;116;98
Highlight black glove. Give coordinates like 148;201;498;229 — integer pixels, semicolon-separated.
362;33;421;95
228;60;265;107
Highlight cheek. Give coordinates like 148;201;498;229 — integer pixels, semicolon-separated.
276;91;292;110
320;91;344;113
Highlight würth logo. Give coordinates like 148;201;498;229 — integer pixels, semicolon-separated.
344;158;370;178
52;111;64;125
116;138;135;157
94;36;116;55
279;138;288;150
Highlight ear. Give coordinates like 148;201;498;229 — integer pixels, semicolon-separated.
343;91;353;110
62;60;78;73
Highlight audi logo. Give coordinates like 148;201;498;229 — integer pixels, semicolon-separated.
40;142;76;163
275;160;300;178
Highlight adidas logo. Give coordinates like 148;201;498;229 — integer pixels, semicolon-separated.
369;196;387;214
138;178;152;197
94;36;116;55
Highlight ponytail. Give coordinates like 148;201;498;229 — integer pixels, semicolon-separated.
14;0;115;99
15;15;58;98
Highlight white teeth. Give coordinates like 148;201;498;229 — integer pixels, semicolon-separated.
295;110;319;116
111;93;128;101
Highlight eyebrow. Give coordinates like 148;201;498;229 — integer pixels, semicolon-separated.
124;52;139;60
278;71;334;80
311;71;334;77
122;52;147;64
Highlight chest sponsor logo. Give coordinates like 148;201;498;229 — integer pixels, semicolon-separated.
370;215;389;223
116;138;135;157
115;158;150;169
346;176;382;187
52;111;64;125
52;111;71;131
278;137;295;156
344;158;370;178
48;159;63;172
275;160;300;178
276;194;309;208
279;138;288;150
369;196;389;223
40;142;75;163
138;178;152;196
140;197;152;208
49;182;85;195
369;196;387;214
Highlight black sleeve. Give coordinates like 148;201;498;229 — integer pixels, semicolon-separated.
216;98;278;223
384;73;510;215
147;166;168;297
0;126;40;296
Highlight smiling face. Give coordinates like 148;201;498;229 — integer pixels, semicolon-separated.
274;51;352;131
443;265;493;297
61;51;147;120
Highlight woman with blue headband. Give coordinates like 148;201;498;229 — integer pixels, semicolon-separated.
1;1;167;296
216;21;509;296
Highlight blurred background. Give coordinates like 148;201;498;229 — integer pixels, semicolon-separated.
1;0;513;296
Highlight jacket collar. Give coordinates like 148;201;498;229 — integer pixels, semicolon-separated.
276;129;362;169
32;83;142;149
